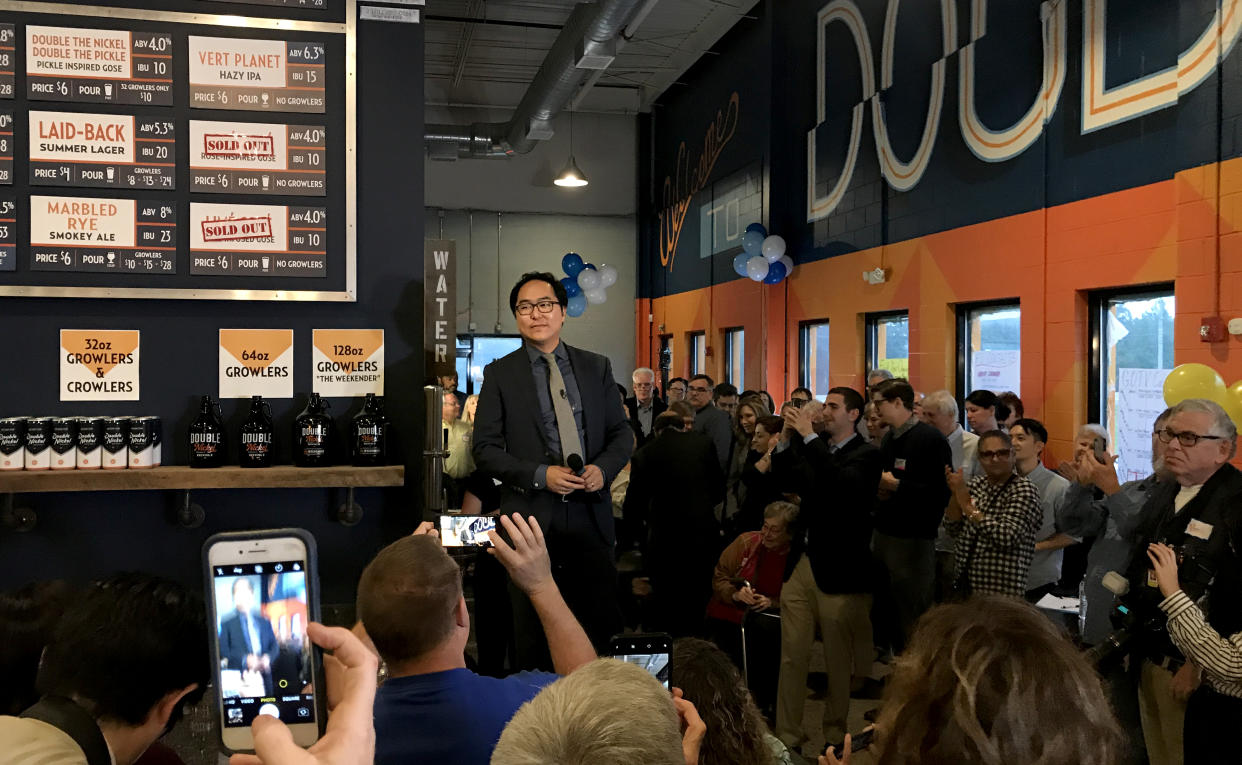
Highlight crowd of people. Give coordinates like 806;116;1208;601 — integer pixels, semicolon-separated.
3;273;1241;765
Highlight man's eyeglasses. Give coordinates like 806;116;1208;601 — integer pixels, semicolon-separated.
688;385;711;394
515;300;559;316
1157;428;1225;448
978;449;1012;460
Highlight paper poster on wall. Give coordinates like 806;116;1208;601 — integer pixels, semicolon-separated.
30;111;176;189
60;329;139;401
188;37;326;113
1113;368;1169;484
0;110;11;184
189;120;325;195
0;24;13;99
190;202;326;277
0;194;13;271
970;350;1021;394
27;27;174;106
312;329;383;396
30;196;177;274
219;329;293;399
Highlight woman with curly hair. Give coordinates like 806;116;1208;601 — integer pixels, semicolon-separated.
820;596;1123;765
671;637;794;765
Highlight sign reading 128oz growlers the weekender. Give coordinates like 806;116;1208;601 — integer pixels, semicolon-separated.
60;329;139;401
312;329;383;397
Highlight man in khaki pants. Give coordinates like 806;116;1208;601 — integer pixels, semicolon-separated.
776;389;882;751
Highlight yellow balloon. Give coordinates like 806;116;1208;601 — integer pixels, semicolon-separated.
1162;363;1226;407
1218;380;1242;428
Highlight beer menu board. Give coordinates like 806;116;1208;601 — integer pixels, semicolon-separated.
0;24;13;99
189;37;326;113
27;26;174;106
189;121;325;196
29;196;177;273
0;195;14;271
30;111;175;190
0;110;11;184
203;0;328;7
190;202;326;277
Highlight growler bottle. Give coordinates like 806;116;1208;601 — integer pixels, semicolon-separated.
294;393;334;467
188;395;225;468
239;395;274;468
351;393;387;466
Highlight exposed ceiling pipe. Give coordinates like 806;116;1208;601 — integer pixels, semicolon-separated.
425;0;644;160
570;0;661;111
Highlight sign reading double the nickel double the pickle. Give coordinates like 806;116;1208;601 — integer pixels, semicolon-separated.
0;25;15;99
27;27;174;106
30;196;177;274
0;195;14;271
60;329;140;401
0;110;12;184
189;37;326;113
190;202;326;277
219;329;293;399
189;120;325;195
30;111;175;189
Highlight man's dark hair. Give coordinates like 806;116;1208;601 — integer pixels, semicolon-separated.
713;383;738;400
616;383;628;399
689;373;714;387
791;387;813;400
508;272;568;314
1;580;74;716
37;573;208;726
755;415;784;436
965;389;1011;424
358;535;463;665
669;400;695;420
828;386;866;424
873;378;915;410
998;391;1023;419
667;377;688;390
653;410;687;436
1011;417;1048;445
977;429;1013;450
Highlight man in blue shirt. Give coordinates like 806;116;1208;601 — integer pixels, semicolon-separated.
359;514;596;765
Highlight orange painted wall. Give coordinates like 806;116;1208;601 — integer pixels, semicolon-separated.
637;156;1242;463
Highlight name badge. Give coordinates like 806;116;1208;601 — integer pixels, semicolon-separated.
1186;519;1214;540
894;458;907;470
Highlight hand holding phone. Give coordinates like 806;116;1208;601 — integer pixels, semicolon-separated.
609;633;672;689
439;514;497;546
487;514;553;596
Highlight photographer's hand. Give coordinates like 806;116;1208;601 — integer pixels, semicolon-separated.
1147;543;1182;598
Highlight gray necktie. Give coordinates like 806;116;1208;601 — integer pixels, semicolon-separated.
543;352;583;464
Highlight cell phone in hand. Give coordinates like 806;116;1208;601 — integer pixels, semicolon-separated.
1092;436;1107;463
609;633;672;689
826;726;876;756
439;514;497;546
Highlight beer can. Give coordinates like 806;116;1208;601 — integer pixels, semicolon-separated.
0;417;25;471
51;417;78;470
75;416;105;469
24;417;52;471
128;416;158;469
102;417;130;470
149;416;163;467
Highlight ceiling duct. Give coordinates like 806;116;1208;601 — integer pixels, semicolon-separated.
425;0;645;160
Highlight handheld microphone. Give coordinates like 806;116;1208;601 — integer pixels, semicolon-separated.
567;454;584;476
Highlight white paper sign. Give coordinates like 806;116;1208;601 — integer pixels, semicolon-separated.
219;329;293;399
312;329;384;396
1113;368;1169;483
970;349;1021;395
60;329;139;401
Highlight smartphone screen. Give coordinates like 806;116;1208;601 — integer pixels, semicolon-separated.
440;514;497;546
208;537;319;750
610;634;672;689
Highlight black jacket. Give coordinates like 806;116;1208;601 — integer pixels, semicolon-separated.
873;420;952;539
625;396;667;447
623;428;724;558
786;433;883;593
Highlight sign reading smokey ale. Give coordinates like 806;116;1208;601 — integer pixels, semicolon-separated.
424;240;455;378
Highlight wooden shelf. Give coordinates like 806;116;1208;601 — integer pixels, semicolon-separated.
0;465;405;494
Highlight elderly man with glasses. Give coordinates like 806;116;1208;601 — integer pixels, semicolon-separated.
625;367;666;447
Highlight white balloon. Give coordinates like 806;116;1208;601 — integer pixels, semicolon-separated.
745;255;769;282
598;264;618;288
779;254;794;276
578;269;602;290
761;235;786;263
584;287;607;305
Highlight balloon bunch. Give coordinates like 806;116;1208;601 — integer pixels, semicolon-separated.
1162;363;1242;426
733;223;794;284
560;252;618;318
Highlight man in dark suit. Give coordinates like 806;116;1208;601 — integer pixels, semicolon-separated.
625;366;667;447
623;408;724;637
473;272;635;667
218;577;278;695
775;387;882;751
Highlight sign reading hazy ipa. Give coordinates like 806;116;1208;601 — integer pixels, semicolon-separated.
30;196;177;274
30;111;176;189
27;26;174;106
189;120;325;195
188;36;326;113
190;202;326;277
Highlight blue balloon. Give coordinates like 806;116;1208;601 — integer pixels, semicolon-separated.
732;252;750;277
582;263;597;271
745;222;768;238
560;277;582;298
566;294;588;317
562;252;584;277
742;230;764;256
762;260;788;284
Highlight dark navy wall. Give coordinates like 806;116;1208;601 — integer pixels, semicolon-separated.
0;18;425;604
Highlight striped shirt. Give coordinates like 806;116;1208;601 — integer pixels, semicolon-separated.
1159;589;1242;698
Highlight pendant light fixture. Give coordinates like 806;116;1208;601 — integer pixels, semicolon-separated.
554;110;589;188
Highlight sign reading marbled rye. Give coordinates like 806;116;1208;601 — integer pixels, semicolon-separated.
30;111;176;190
27;26;173;106
0;24;14;99
190;202;326;277
30;196;177;274
0;195;14;272
188;37;326;113
189;120;325;195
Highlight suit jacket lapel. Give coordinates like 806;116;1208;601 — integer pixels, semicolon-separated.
507;348;553;454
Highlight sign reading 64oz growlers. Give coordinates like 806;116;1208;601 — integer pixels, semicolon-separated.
60;329;139;401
